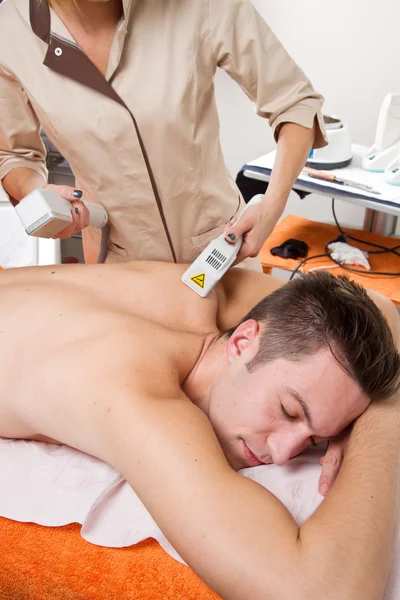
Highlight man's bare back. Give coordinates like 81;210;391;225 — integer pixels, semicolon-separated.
0;261;279;453
1;260;399;600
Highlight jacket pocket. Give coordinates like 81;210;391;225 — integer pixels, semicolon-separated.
108;239;128;260
190;195;243;252
190;223;225;251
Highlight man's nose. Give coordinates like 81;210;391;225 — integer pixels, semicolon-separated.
268;432;309;466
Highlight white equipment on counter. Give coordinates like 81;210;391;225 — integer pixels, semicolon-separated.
384;151;400;185
362;93;400;172
182;194;264;298
306;114;352;170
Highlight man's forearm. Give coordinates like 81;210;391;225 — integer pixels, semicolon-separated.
261;120;315;221
2;167;46;204
299;402;400;600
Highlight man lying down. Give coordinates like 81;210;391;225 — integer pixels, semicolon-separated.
1;260;399;600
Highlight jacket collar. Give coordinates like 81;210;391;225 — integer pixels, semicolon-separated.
29;0;51;43
29;0;125;106
29;0;133;43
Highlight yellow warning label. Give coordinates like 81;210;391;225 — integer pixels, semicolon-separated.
191;273;205;288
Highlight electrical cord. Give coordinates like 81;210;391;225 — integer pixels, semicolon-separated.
289;199;400;280
97;223;110;264
331;199;400;258
289;253;331;280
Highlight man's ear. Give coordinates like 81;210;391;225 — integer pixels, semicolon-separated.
226;319;260;363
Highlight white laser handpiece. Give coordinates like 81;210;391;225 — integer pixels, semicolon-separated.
181;194;264;298
14;188;108;238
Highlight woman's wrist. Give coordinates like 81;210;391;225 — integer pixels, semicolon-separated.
261;192;286;220
2;167;46;203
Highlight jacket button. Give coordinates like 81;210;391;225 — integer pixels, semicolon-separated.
55;47;63;57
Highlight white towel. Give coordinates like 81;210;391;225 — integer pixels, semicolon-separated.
0;438;398;597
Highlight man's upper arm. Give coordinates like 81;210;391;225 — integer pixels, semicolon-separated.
367;289;400;349
104;393;301;600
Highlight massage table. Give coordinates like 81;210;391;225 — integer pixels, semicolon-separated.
0;440;399;600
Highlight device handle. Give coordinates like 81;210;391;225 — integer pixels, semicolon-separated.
238;193;265;218
82;201;108;229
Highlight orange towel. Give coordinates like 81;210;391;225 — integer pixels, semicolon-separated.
0;517;221;599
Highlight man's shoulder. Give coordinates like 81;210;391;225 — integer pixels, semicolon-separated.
216;268;285;331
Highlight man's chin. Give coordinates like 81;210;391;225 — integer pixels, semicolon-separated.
231;456;273;471
222;450;246;471
220;442;273;471
230;456;246;471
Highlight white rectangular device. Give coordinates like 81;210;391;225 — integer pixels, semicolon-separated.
14;188;108;238
181;194;264;297
362;93;400;172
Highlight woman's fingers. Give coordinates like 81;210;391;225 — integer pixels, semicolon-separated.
70;200;90;231
44;185;90;238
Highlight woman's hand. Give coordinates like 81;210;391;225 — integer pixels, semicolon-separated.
223;201;278;266
317;428;351;496
43;184;90;239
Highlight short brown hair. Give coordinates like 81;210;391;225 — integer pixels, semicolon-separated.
225;272;400;401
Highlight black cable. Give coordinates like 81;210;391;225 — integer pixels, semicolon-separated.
289;200;400;279
289;253;331;280
331;199;400;257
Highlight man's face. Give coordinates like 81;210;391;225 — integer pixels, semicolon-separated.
207;322;370;471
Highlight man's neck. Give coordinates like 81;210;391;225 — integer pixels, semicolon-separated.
182;334;226;415
49;0;123;34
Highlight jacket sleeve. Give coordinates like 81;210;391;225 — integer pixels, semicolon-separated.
209;0;327;148
0;66;47;181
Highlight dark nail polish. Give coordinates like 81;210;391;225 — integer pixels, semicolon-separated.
73;190;83;198
74;207;79;214
227;233;236;241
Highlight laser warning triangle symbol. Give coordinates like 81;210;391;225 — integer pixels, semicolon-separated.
191;273;205;288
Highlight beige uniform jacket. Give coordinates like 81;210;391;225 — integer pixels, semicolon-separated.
0;0;327;263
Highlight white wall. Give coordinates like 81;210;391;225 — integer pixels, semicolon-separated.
215;0;400;232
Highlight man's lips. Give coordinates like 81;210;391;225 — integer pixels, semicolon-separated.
243;441;264;467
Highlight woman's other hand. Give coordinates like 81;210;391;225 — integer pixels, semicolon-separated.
43;184;90;239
